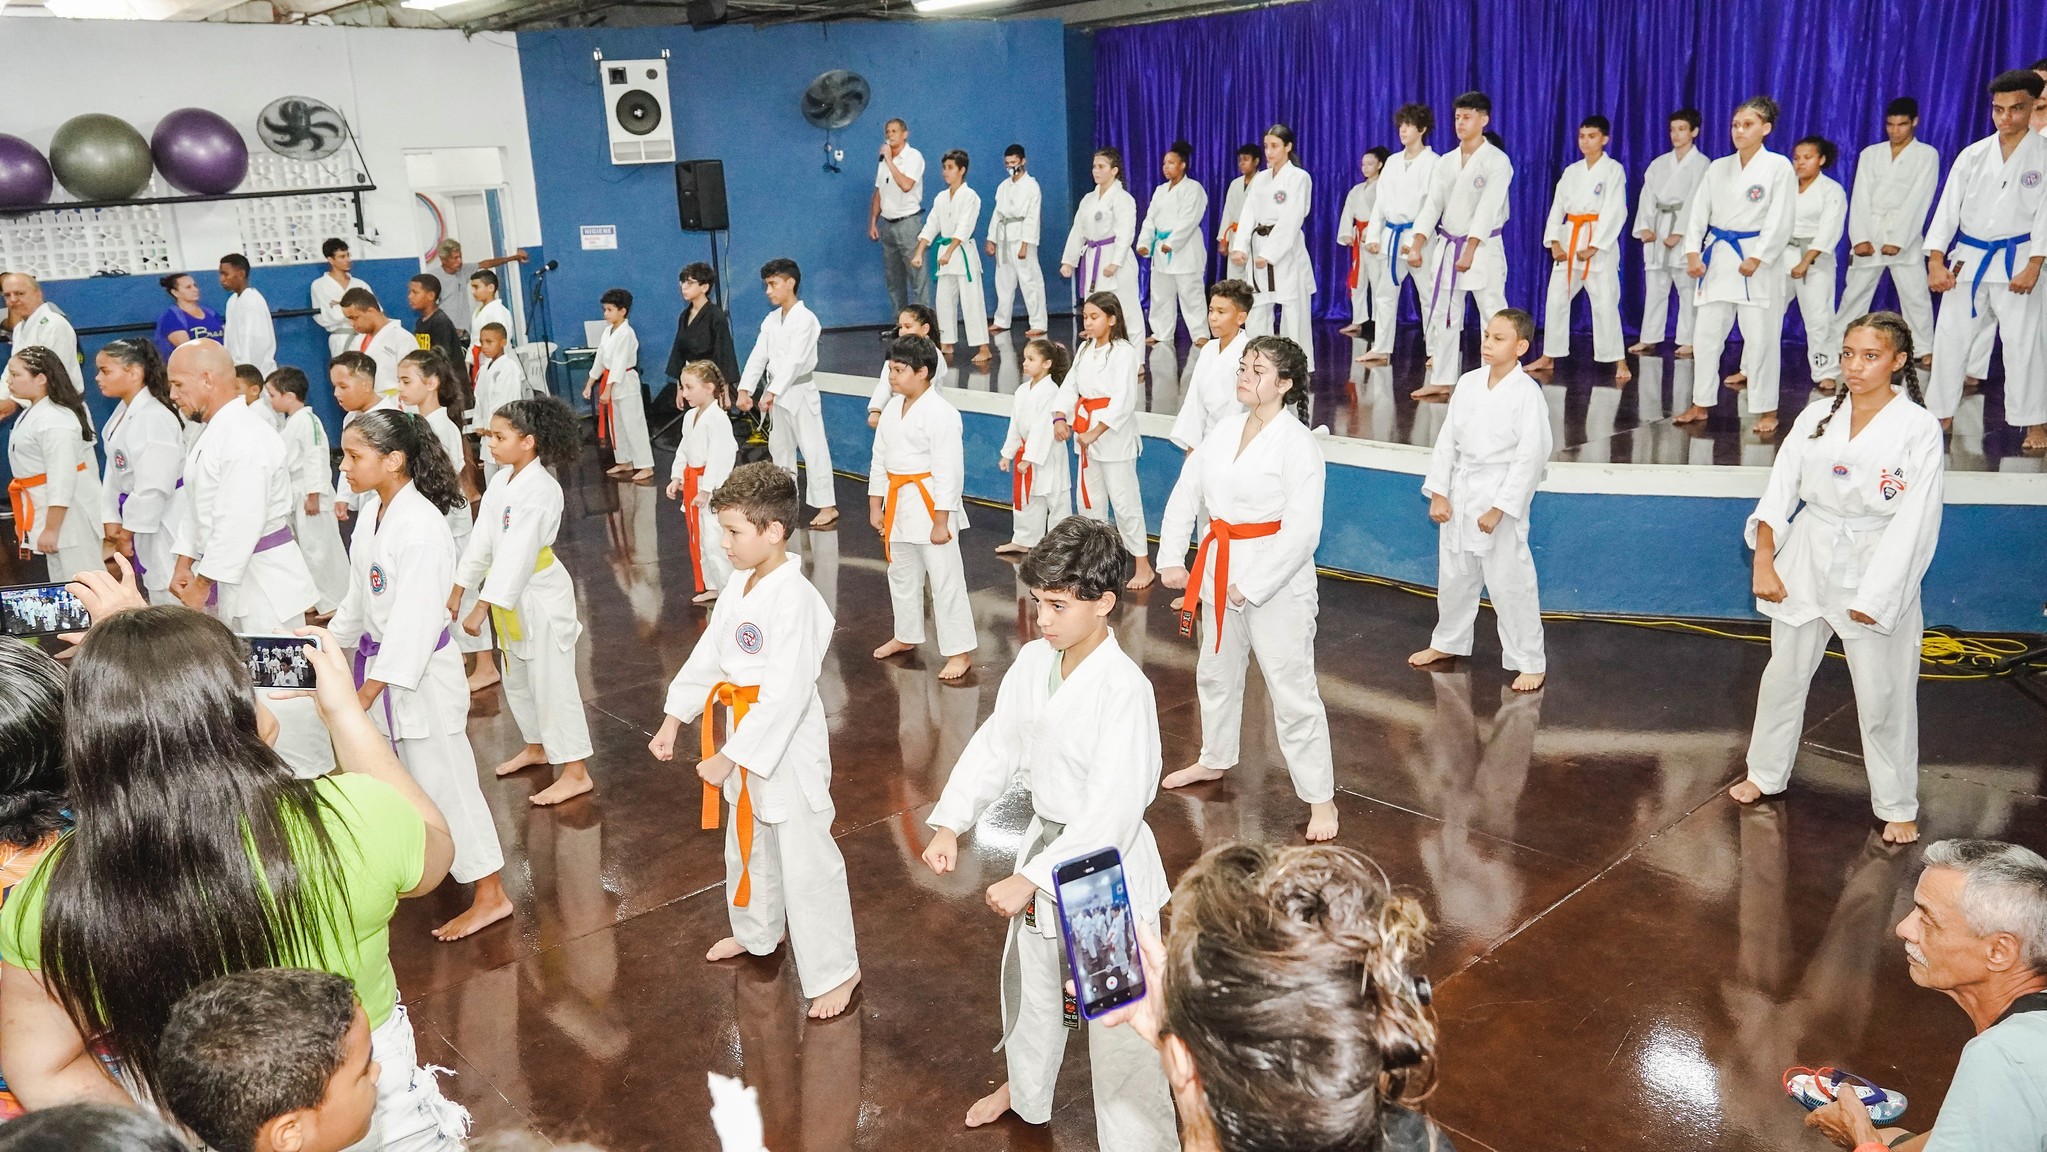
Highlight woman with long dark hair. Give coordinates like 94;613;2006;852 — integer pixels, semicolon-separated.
0;637;69;1121
151;273;224;356
92;339;185;600
5;345;104;582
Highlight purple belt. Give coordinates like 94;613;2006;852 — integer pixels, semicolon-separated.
114;478;185;578
205;524;296;608
1075;235;1115;295
353;627;452;746
1429;225;1505;327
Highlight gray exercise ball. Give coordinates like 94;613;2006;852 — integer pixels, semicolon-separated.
50;114;154;202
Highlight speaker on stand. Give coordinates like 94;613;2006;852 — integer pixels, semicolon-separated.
655;158;731;445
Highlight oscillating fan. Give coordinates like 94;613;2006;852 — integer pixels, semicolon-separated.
255;96;350;161
801;70;870;172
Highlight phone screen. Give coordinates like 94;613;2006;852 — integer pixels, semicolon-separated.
241;634;321;690
1052;848;1146;1020
0;582;90;637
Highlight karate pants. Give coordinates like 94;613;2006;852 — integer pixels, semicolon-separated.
1369;255;1417;356
1148;269;1209;342
607;389;654;471
1074;454;1147;557
887;538;977;656
1743;603;1922;823
1838;259;1934;351
768;386;838;509
295;501;351;614
1347;270;1373;330
695;503;734;591
880;213;930;315
41;542;104;587
1249;298;1313;366
1006;912;1178;1151
1195;581;1336;805
1077;268;1147;347
340;1005;469;1152
1541;261;1624;362
1426;284;1511;387
1010;489;1071;549
1785;258;1841;381
229;594;333;779
1432;533;1545;674
1929;282;2044;425
131;529;174;596
1691;299;1784;412
725;789;860;999
1639;264;1697;345
935;273;989;349
993;250;1048;332
504;637;594;766
396;720;504;884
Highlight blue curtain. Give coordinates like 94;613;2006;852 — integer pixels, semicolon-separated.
1094;0;2046;326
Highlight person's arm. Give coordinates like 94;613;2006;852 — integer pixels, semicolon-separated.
926;662;1029;837
1237;427;1325;606
1897;144;1940;254
868;186;883;240
1847;152;1877;252
651;619;725;760
1684;165;1716;257
1099;343;1140;432
1470;154;1513;248
120;410;183;534
1632;156;1660;240
1059;211;1087;271
1421;389;1460;502
1107;189;1137;271
1593;161;1629;251
1262;171;1312;260
1542;176;1569;250
1136;189;1162;256
930;402;966;522
454;492;501;599
363;541;451;693
0;964;129;1109
190;451;271;590
1156;434;1207;572
475;250;528;271
1744;417;1807;571
1487;388;1554;526
1812;180;1848;262
1849;421;1945;631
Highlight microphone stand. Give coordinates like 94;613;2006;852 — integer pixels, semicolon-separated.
528;261;562;402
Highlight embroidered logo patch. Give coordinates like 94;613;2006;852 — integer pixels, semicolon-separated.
1831;464;1851;478
735;621;764;654
368;563;388;595
1472;176;1487;190
1093;210;1105;222
1273;190;1289;204
1746;184;1765;202
112;449;128;470
2023;170;2043;189
502;507;513;531
1593;182;1605;195
1879;467;1906;500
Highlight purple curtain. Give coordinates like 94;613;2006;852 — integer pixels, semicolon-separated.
1094;0;2047;326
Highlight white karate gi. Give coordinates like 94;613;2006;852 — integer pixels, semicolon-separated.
664;556;859;999
11;302;79;373
250;391;286;433
1055;339;1147;555
1062;183;1147;345
459;463;594;766
311;272;363;357
8;398;104;582
1365;147;1443;357
738;301;836;510
1540;155;1629;363
1139;175;1210;341
1634;148;1712;345
98;390;182;595
470;353;530;487
990;172;1049;333
331;482;503;884
465;298;519;394
349;319;415;400
1336;178;1380;327
425;408;486;655
1684;148;1799;412
1230;162;1316;359
1422;366;1553;674
672;405;738;593
1159;408;1333;804
280;405;350;613
920;184;989;348
1784;173;1849;382
1839;138;1940;349
1001;373;1072;547
1742;393;1944;822
589;319;653;471
1924;131;2047;426
925;632;1178;1152
1415;142;1515;386
224;286;277;375
871;388;975;657
1167;329;1249;451
866;358;948;417
1217;173;1253;265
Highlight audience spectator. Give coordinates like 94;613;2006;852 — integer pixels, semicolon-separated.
1806;839;2047;1152
0;638;71;1121
152;273;226;357
0;1102;189;1152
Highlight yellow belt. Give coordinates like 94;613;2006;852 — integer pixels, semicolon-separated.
489;546;556;646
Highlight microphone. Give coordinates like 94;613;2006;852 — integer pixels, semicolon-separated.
543;259;559;271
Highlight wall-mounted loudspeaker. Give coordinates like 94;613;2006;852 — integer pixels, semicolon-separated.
675;159;728;232
603;58;675;166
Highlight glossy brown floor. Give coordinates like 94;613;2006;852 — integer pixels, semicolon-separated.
390;462;2046;1152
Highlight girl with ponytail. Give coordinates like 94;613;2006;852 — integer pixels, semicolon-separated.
6;345;105;582
399;348;493;679
93;339;185;597
1731;310;1944;845
332;409;514;941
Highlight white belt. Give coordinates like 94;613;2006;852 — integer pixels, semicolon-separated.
1798;503;1889;532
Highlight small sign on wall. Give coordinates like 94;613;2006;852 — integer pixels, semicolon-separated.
580;225;618;250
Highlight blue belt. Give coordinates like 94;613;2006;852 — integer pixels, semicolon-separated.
1702;226;1762;301
1151;227;1176;268
1954;231;2027;317
1383;219;1416;273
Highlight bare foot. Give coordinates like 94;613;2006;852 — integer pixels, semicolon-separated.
1162;763;1228;789
1674;344;1694;359
941;344;956;357
806;970;862;1019
1753;414;1779;438
1410;385;1452;402
1511;671;1546;692
972;348;992;365
1612;361;1632;384
692;589;719;604
1940;417;1953;432
2024;425;2047;452
1144;337;1160;346
1882;820;1920;844
939;653;972;681
988;322;1006;334
810;507;839;528
1526;355;1556;373
1814;378;1838;394
1127;556;1155;591
873;638;916;660
530;763;594;806
1408;646;1455;667
495;744;549;777
1724;371;1747;390
605;463;634;476
1627;341;1652;355
433;879;514;942
1339;323;1363;336
1306;801;1339;842
1358;352;1391;366
1672;404;1710;425
965;1082;1013;1128
1192;336;1209;347
994;542;1030;555
467;659;501;693
1025;329;1046;337
705;936;749;963
1727;779;1765;804
1963;376;1981;394
631;469;655;484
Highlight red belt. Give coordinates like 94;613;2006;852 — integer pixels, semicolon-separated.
1071;395;1112;509
1347;219;1368;290
1181;518;1281;651
700;682;761;907
594;370;613;448
1011;439;1033;510
682;463;708;592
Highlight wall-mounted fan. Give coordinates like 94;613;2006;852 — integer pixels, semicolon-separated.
802;70;870;173
256;96;350;161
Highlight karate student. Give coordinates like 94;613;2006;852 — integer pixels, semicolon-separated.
583;287;654;482
1630;109;1712;357
1677;96;1798;428
1838;99;1940;354
987;144;1048;337
1216;144;1260;282
1136;140;1211;344
265;367;350;616
1168;279;1254;451
6;345;104;582
1337;147;1388;336
1784;136;1849;397
328;352;398;523
469;322;528;485
1056;291;1155;590
467;270;517;383
398;349;492;685
649;461;862;1020
919;515;1178;1150
218;253;276;375
1061;147;1147;346
866;305;948;426
93;339;183;599
1363;105;1441;365
1925;69;2047;451
911;149;990;365
1730;313;1942;844
331;408;512;942
1229;124;1316;360
668;359;738;603
736;258;838;526
869;335;976;682
1158;335;1338;842
1412;93;1514;395
310;238;361;357
1529;115;1631;382
238;363;283;431
339;288;412;400
1407;310;1553;693
459;396;598;807
998;337;1073;555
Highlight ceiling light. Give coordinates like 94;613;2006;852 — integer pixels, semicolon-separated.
911;0;1005;12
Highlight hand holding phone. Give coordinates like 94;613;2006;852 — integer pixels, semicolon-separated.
241;633;324;690
1053;848;1147;1020
0;582;92;637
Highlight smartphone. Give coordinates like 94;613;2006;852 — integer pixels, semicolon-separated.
1052;847;1146;1020
241;633;321;690
0;582;90;637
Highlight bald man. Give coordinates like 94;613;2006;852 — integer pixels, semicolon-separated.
1;273;79;422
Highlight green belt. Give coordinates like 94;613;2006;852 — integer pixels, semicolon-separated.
933;237;973;283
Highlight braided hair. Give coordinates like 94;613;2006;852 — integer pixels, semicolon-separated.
9;345;96;444
1815;311;1922;439
346;409;465;513
1244;334;1312;424
97;338;181;426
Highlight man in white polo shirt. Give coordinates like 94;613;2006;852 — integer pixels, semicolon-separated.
1;273;78;423
867;116;930;315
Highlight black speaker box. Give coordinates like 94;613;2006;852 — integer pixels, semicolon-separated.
676;159;729;232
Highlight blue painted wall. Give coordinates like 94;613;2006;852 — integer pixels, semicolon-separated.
514;21;1074;370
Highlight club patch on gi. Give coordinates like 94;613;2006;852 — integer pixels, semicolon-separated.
1472;176;1486;190
1093;210;1104;222
112;450;128;470
1832;464;1851;478
1274;190;1288;204
1879;467;1906;500
368;563;389;595
735;621;764;654
502;507;513;530
1746;184;1765;202
2023;170;2043;189
1593;183;1605;195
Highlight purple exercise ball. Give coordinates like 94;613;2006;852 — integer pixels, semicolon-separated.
151;108;248;196
0;133;55;209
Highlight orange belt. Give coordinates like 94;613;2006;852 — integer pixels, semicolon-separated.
682;463;708;592
469;345;484;386
881;471;936;562
1011;439;1033;511
594;370;613;448
1180;517;1282;651
1071;395;1112;508
700;681;762;907
8;463;87;552
1347;219;1368;290
1562;212;1601;289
